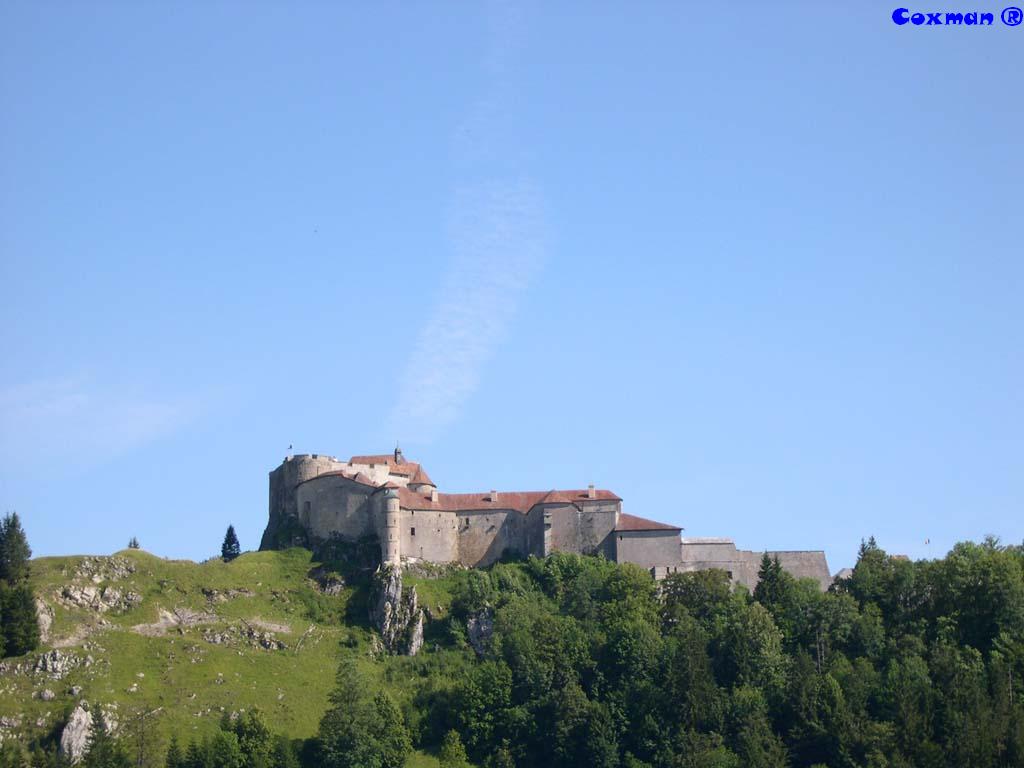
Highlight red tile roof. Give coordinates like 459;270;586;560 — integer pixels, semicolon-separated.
399;488;620;513
296;469;376;489
409;466;435;486
615;513;681;532
349;453;431;483
349;454;395;465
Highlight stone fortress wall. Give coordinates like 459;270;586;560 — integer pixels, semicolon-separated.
261;449;833;591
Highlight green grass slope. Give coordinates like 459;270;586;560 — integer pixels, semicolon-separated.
0;548;462;766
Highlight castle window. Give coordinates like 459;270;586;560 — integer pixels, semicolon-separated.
411;527;416;536
304;501;311;513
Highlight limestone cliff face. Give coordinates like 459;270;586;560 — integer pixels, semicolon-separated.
369;566;423;656
59;704;92;764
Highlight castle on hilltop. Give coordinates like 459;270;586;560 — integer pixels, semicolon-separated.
260;448;832;590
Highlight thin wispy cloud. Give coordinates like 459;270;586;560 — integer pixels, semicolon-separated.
390;182;544;442
0;375;196;468
389;0;545;443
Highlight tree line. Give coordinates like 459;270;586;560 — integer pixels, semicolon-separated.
320;537;1024;767
3;535;1023;767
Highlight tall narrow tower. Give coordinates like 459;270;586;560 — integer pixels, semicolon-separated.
383;488;401;565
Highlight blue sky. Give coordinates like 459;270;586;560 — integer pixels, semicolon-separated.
1;2;1020;571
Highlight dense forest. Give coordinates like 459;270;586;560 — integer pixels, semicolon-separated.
3;537;1024;768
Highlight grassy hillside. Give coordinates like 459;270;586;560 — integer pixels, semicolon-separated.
0;548;462;766
10;541;1022;768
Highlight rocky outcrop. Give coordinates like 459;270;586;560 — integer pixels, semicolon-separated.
202;588;255;604
60;704;92;764
132;607;218;637
58;584;142;614
308;566;345;595
35;649;88;679
369;565;423;656
466;606;494;657
36;599;54;643
201;623;287;651
74;556;135;583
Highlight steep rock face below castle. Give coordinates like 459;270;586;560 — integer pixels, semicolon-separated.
259;509;310;551
369;566;423;656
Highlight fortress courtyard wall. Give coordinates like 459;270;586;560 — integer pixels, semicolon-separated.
403;508;459;563
679;539;831;591
456;508;530;567
764;550;832;591
615;529;683;570
546;500;619;557
296;475;378;541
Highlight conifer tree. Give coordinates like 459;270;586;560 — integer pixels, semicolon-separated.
128;537;140;550
0;512;39;658
82;710;130;768
1;584;40;656
164;735;184;768
184;739;204;768
230;709;273;767
0;741;29;768
374;692;412;768
486;743;515;768
439;730;470;768
271;736;299;768
221;525;241;562
207;731;243;768
0;512;31;584
754;553;791;612
318;657;412;768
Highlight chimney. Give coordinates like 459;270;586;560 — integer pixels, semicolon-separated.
587;484;596;499
431;488;438;503
490;490;498;503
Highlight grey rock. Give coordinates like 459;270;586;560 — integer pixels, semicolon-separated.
39;689;56;701
60;704;92;764
308;566;345;596
34;650;80;679
369;565;424;656
202;588;255;604
59;584;141;614
74;556;135;582
201;625;286;651
466;606;494;657
36;599;54;644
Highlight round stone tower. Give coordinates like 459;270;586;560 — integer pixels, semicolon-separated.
261;454;346;550
383;487;401;565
